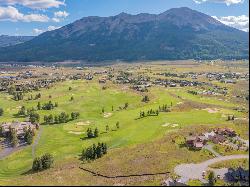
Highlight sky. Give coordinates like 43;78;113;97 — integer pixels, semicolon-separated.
0;0;249;36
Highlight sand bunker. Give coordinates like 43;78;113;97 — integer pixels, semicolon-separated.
162;123;170;127
68;131;85;135
171;124;179;128
76;121;91;126
162;123;179;128
104;113;112;118
203;108;219;113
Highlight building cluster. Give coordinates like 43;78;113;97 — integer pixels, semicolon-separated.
185;128;247;150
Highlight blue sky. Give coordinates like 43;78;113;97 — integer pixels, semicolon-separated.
0;0;249;36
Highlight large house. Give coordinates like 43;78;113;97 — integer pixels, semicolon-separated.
185;128;237;149
214;128;236;137
186;136;207;149
0;122;39;138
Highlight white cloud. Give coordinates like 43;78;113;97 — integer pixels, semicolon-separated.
193;0;245;6
52;17;60;22
213;15;249;32
47;25;60;31
0;6;49;22
54;10;69;18
33;28;43;34
0;0;65;9
52;10;69;22
33;25;61;35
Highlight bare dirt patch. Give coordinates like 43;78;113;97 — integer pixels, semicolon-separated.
162;123;179;128
162;123;170;127
76;121;91;126
68;131;85;135
203;108;219;113
104;113;113;118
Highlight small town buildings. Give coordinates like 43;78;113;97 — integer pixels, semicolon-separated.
185;127;238;148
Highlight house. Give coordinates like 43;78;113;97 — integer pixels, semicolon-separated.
99;77;107;84
186;136;206;149
214;128;236;137
204;131;216;139
209;134;226;144
162;178;188;186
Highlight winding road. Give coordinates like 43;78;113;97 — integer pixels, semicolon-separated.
174;154;249;181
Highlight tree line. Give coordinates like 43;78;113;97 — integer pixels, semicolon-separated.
43;112;80;125
16;106;40;123
81;143;107;161
139;104;171;119
37;101;58;110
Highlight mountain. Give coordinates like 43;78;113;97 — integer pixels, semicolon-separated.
0;7;248;63
0;35;34;48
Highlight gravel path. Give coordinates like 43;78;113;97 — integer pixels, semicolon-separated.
174;154;249;181
32;127;43;158
203;144;221;157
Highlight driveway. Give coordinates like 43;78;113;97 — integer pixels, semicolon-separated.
0;127;42;160
0;139;27;160
203;144;221;157
174;154;249;181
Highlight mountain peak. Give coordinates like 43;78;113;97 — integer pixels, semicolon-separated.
115;12;132;19
158;6;222;29
0;7;248;62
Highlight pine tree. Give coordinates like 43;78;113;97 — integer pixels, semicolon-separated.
0;108;3;116
106;125;109;132
10;128;18;147
41;154;54;170
94;128;99;137
32;157;43;171
37;102;41;110
116;122;120;129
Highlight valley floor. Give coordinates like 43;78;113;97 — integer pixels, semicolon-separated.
0;61;249;186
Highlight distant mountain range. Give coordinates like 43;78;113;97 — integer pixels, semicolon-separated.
0;35;34;48
0;7;248;63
